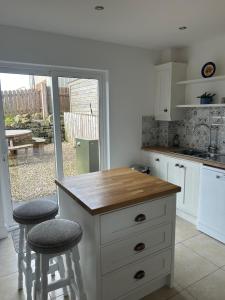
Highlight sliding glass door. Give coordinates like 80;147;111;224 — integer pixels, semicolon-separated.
0;74;58;227
0;67;107;229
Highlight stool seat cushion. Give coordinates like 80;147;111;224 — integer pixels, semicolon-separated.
13;200;58;225
27;219;82;254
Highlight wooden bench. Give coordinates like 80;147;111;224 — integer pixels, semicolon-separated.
32;137;46;155
8;144;33;156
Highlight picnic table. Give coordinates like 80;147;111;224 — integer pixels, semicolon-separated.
5;129;33;155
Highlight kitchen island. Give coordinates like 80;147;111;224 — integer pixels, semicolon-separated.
56;167;180;300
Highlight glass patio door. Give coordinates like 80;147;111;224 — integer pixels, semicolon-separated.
0;74;59;228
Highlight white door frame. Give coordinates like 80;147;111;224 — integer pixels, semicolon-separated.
0;60;110;230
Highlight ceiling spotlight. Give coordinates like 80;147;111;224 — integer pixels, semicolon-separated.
179;26;187;30
95;5;104;11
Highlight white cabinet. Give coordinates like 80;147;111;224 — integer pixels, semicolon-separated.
149;153;168;180
154;62;186;121
167;158;185;210
143;150;201;224
167;157;201;224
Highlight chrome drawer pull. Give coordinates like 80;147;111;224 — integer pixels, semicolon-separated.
134;270;145;280
134;214;146;223
134;243;145;252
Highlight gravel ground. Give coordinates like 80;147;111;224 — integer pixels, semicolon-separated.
9;142;78;202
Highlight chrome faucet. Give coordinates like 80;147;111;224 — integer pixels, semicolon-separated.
193;123;217;154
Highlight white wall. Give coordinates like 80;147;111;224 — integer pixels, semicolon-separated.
186;34;225;78
0;25;158;167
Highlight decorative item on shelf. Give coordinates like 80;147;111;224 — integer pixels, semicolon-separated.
197;92;216;105
201;62;216;78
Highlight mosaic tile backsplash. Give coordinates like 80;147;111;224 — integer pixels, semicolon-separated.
142;107;225;153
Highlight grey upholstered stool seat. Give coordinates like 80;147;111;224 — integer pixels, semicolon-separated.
13;199;58;224
27;219;86;300
28;219;82;254
12;199;60;300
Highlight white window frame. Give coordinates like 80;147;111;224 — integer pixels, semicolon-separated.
0;60;110;230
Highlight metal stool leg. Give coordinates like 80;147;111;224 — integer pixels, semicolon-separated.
18;224;25;290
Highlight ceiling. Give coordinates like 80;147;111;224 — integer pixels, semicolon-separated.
1;0;225;50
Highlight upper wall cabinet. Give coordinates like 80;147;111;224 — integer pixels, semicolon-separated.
154;62;187;121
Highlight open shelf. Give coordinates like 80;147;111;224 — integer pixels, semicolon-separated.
176;104;225;108
176;75;225;85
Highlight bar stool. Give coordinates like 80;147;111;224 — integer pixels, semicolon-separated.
27;219;86;300
13;199;61;300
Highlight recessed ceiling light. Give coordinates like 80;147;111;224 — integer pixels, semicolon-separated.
95;5;104;11
178;26;187;30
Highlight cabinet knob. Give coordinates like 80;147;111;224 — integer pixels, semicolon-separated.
155;158;160;162
164;108;168;112
134;243;146;252
175;163;180;167
134;214;146;223
134;270;145;280
179;165;185;168
216;175;220;179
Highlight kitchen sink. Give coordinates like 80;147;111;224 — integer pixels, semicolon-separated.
174;148;225;162
174;148;205;156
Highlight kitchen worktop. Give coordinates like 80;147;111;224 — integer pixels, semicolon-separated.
143;146;225;170
55;167;180;215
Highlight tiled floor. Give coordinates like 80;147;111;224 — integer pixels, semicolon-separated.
1;217;225;299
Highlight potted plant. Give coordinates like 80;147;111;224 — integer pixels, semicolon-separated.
197;92;216;104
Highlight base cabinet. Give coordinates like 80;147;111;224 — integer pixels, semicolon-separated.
59;188;176;300
145;151;201;224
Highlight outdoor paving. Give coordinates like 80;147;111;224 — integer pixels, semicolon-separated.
9;142;77;203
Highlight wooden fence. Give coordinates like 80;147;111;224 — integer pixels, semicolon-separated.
2;85;70;117
64;112;99;141
2;89;42;116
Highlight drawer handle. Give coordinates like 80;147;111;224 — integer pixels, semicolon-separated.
134;243;145;252
134;214;146;223
155;158;160;162
175;163;180;167
134;270;145;280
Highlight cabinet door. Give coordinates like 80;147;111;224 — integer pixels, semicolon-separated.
155;67;171;121
150;153;168;180
167;158;185;209
182;161;200;217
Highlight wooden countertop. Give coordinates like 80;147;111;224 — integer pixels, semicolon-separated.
142;146;225;170
55;167;180;215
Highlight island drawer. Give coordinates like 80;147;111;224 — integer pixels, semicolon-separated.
100;196;173;244
102;248;171;300
101;223;172;274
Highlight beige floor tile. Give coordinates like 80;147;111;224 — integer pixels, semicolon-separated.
174;243;218;288
169;290;195;300
0;272;26;300
183;234;225;267
142;282;182;300
175;217;200;244
187;269;225;300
